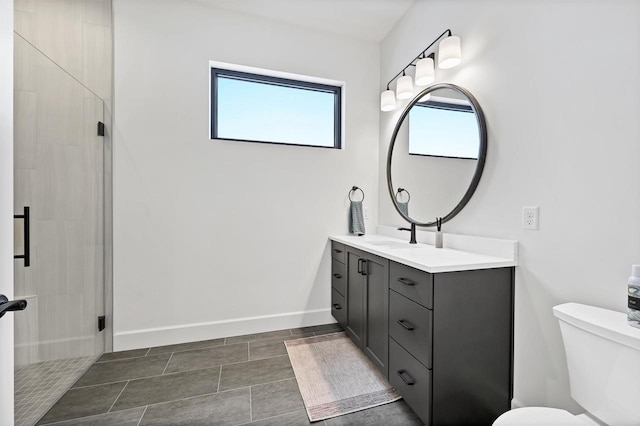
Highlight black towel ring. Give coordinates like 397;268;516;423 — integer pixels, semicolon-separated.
396;188;411;202
349;186;365;202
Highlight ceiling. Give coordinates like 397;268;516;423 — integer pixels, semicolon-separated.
191;0;416;42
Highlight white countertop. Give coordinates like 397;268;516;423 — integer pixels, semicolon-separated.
330;233;517;273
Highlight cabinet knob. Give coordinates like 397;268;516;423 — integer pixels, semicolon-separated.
397;319;415;331
396;370;415;386
333;303;342;310
397;277;415;286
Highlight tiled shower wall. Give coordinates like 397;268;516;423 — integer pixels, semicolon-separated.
14;0;112;101
13;0;113;366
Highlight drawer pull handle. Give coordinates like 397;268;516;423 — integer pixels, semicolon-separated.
333;303;342;310
397;277;415;286
397;370;415;386
333;273;342;279
334;249;343;253
397;319;415;331
358;258;368;275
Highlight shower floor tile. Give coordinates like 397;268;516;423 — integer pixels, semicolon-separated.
14;356;96;426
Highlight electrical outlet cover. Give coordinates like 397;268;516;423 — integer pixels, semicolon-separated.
522;206;539;230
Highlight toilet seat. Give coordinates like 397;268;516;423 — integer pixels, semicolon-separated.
493;407;589;425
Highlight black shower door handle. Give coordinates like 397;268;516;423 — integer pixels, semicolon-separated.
14;206;30;267
0;294;27;319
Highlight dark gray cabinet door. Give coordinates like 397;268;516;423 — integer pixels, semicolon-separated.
431;267;514;426
343;247;389;377
346;250;364;348
363;254;389;376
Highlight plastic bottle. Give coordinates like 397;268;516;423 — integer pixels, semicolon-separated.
628;265;640;329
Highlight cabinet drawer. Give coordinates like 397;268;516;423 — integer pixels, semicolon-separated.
389;338;431;425
390;262;433;309
389;290;432;368
331;259;346;296
331;288;346;327
331;241;346;264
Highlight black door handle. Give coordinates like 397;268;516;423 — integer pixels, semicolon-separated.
0;294;27;319
14;206;30;267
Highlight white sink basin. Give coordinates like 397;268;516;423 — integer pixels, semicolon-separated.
367;241;422;250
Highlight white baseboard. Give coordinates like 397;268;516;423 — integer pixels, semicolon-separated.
113;308;335;351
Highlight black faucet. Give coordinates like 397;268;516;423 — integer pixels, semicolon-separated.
397;223;417;244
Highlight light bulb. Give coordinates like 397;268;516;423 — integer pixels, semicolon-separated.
396;75;414;99
380;90;396;112
438;35;462;69
415;57;435;86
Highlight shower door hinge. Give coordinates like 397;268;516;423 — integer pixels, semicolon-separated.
97;121;105;136
98;315;106;332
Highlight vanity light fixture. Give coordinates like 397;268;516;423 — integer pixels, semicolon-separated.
380;89;396;111
396;72;414;99
438;35;462;69
380;29;462;111
415;53;435;86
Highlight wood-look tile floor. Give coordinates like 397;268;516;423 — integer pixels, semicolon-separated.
36;324;423;426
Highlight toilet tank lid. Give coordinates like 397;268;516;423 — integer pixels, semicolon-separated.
553;303;640;351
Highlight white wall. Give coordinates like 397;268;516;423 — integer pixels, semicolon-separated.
112;0;380;349
0;0;14;423
380;0;640;412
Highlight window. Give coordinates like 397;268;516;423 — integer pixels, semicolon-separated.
408;100;479;159
210;65;342;149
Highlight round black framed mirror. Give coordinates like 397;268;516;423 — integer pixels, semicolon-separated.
386;83;487;227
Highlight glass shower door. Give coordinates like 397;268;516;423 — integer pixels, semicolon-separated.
13;34;105;426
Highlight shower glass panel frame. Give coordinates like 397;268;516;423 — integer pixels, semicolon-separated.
13;33;108;426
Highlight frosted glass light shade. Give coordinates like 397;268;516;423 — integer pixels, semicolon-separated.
438;35;462;69
380;90;396;111
415;57;435;86
396;75;414;99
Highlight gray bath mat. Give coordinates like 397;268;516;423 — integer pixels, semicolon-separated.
284;332;401;422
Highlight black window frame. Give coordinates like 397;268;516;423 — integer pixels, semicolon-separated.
210;67;342;149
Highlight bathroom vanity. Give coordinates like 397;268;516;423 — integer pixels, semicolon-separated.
330;232;516;426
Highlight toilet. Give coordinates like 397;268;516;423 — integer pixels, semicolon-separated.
494;303;640;426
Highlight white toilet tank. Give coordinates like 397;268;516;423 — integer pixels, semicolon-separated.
553;303;640;426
